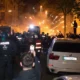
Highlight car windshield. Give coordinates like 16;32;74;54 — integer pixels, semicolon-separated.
53;42;80;53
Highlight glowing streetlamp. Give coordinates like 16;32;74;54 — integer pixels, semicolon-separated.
29;17;32;20
40;5;43;12
8;10;12;13
45;10;48;17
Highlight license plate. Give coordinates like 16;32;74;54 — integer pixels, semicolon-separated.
63;57;77;60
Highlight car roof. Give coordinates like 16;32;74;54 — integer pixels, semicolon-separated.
53;38;80;43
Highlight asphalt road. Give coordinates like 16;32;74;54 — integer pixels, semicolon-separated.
40;54;55;80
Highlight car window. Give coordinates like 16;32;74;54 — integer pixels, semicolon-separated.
53;42;80;53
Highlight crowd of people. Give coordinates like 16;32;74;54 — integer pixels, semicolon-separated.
0;26;80;80
0;30;42;80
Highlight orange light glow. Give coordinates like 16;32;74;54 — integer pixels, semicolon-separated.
29;17;32;20
45;10;48;15
8;10;12;13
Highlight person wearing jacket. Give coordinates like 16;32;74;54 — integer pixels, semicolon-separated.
31;50;41;80
13;51;40;80
0;32;17;80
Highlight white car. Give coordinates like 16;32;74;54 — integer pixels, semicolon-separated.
53;75;80;80
47;38;80;73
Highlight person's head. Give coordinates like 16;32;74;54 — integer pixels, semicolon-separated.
20;52;35;69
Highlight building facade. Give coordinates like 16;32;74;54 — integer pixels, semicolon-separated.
0;0;18;27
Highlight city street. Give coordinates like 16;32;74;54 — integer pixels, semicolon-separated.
0;0;80;80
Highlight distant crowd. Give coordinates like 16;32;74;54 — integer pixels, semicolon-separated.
51;31;80;39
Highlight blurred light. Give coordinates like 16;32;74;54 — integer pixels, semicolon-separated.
71;22;74;27
60;21;64;23
45;26;48;28
65;76;72;80
33;7;35;10
40;5;42;9
45;10;48;16
53;16;58;21
40;5;43;11
53;26;58;29
8;10;12;13
26;26;29;29
61;16;64;18
29;24;34;29
39;22;41;25
78;26;80;28
57;30;59;33
62;26;64;28
17;37;22;40
30;45;35;51
72;22;74;24
29;17;32;20
55;16;58;19
25;16;27;19
42;20;45;24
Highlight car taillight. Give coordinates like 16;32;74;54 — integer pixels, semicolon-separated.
49;53;59;60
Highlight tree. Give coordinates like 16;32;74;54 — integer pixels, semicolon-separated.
72;2;80;20
56;0;76;37
40;0;76;37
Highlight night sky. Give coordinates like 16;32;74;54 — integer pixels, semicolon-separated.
18;0;57;14
23;0;40;5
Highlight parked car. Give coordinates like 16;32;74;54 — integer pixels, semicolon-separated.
53;75;80;80
47;38;80;73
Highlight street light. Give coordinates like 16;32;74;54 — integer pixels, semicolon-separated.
45;10;48;17
29;24;34;29
40;5;43;12
8;10;12;13
29;16;32;20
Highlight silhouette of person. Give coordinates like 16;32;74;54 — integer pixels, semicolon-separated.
73;20;78;35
